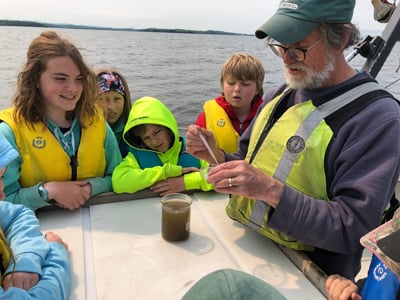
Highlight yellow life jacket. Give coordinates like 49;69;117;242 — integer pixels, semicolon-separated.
0;108;107;186
204;100;239;154
226;82;383;251
0;229;11;285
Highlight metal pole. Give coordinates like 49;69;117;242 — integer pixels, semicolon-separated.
276;244;328;298
362;5;400;78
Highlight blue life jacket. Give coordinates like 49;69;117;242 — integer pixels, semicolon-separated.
360;254;400;300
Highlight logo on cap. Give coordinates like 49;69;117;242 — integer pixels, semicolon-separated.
280;2;298;10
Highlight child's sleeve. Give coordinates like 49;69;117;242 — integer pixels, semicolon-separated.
0;242;71;300
112;153;183;193
0;202;49;277
183;160;214;191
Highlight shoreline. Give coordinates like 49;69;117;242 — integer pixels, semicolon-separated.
0;19;251;36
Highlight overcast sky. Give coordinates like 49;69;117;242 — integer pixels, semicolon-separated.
0;0;386;35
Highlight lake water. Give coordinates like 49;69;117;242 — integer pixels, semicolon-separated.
0;26;399;128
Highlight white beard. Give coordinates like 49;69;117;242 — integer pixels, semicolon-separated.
284;53;335;89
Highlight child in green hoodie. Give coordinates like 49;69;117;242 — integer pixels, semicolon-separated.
112;96;214;196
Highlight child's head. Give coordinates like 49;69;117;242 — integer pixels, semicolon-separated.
132;124;173;153
0;134;18;200
220;53;265;98
96;69;132;126
13;31;98;127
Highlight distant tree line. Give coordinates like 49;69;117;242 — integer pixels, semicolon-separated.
0;20;249;36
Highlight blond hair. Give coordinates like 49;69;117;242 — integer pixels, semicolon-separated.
0;230;14;284
220;53;265;97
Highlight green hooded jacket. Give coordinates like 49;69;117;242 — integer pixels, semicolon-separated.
112;96;214;193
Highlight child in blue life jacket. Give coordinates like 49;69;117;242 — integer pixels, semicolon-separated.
112;96;214;196
0;133;71;299
326;207;400;300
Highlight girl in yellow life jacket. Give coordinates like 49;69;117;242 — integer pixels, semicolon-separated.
0;31;122;211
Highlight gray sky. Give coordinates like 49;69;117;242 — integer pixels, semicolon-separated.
0;0;387;35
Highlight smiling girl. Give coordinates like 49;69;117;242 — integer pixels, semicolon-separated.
0;31;122;211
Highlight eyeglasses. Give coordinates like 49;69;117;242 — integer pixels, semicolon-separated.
268;39;322;62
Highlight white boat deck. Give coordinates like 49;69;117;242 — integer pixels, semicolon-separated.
38;191;326;300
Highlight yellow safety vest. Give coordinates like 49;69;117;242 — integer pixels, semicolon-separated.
204;100;239;153
226;82;382;251
0;108;107;186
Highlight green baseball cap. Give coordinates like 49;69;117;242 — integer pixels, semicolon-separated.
255;0;356;44
182;269;287;300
